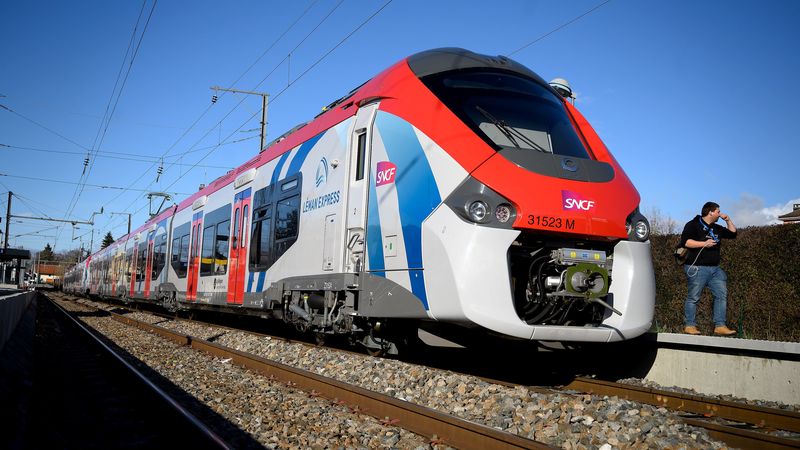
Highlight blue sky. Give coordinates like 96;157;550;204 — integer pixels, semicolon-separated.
1;0;798;254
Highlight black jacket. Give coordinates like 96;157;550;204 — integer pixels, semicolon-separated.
679;215;737;266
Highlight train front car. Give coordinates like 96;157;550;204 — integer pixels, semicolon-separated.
370;48;655;343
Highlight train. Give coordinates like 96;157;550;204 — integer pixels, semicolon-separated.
65;48;655;353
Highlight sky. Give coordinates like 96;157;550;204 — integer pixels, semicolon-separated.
1;0;798;255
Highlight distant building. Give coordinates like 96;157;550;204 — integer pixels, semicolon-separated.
778;203;800;224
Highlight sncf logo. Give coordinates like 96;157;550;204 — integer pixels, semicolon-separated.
562;190;596;211
376;161;397;186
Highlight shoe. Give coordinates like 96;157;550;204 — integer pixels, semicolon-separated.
714;326;737;336
683;326;701;335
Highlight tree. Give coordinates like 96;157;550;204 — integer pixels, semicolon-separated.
100;231;115;250
56;248;82;263
646;207;679;236
40;243;55;262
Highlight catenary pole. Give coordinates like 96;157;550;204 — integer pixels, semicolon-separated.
4;191;11;249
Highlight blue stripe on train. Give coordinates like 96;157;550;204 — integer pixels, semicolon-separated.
256;271;266;292
286;133;324;177
270;151;292;187
366;166;385;276
373;112;440;310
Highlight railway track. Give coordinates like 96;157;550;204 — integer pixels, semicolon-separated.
52;292;800;449
50;293;551;449
563;378;800;450
30;294;232;449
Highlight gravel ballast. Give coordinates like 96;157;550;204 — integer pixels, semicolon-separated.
64;299;737;449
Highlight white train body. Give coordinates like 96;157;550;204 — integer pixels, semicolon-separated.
65;49;655;351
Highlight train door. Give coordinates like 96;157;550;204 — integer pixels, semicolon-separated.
135;240;147;297
344;103;378;272
228;188;251;304
129;242;137;297
187;211;203;301
111;251;117;296
143;231;154;299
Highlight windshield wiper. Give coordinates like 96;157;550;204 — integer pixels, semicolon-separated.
475;105;549;153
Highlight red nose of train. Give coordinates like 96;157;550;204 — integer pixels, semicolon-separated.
471;150;639;239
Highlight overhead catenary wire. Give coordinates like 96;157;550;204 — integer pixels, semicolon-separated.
1;144;240;169
0;104;90;151
91;0;393;246
507;0;611;57
157;0;393;195
88;0;324;235
0;173;190;196
159;0;345;164
22;1;386;252
89;0;347;242
59;0;158;247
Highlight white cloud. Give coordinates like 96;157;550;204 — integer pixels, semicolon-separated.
728;193;799;227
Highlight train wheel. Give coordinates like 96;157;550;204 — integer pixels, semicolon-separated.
162;292;177;313
365;346;386;357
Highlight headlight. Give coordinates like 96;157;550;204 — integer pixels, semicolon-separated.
445;177;517;228
634;220;649;240
495;204;512;223
626;207;650;241
467;200;488;222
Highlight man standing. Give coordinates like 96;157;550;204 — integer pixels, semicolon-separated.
679;202;737;336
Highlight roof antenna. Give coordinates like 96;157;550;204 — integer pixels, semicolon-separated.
549;78;576;105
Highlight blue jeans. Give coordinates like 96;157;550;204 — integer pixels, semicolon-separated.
684;265;728;327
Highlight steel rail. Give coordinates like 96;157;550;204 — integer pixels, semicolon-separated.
47;295;232;449
57;293;799;448
108;311;552;450
565;377;800;449
565;377;800;432
682;418;800;450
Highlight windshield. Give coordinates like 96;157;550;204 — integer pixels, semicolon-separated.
420;70;591;159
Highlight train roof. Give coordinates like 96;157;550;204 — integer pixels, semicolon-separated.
82;48;556;262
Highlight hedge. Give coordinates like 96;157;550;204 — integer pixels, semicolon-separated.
649;224;800;341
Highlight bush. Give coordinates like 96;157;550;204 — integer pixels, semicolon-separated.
650;225;800;341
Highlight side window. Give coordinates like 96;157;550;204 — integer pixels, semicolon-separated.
275;196;299;240
355;131;367;181
256;216;271;268
137;242;147;281
215;220;230;274
171;222;190;278
178;235;189;278
171;237;181;274
232;209;240;249
249;185;272;271
274;195;299;261
199;204;232;277
200;225;215;276
241;205;248;248
125;247;133;281
153;234;167;280
249;173;301;270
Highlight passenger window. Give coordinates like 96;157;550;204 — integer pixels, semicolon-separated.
137;242;147;281
249;210;271;270
126;248;133;281
355;132;367;181
178;235;189;278
232;209;240;248
274;195;299;261
200;225;215;276
215;220;230;274
241;205;248;248
153;235;167;280
199;204;232;276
